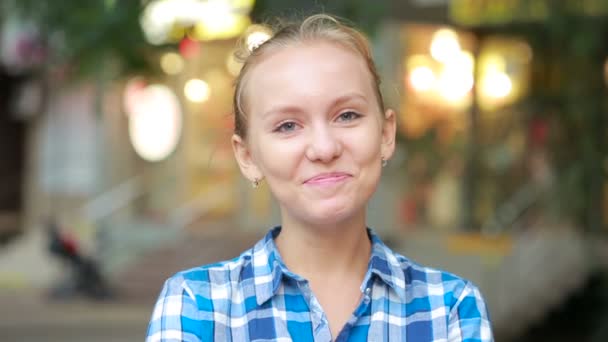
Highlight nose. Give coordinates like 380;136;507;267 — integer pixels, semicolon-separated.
305;124;342;163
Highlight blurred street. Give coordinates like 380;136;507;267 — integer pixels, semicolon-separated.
4;224;607;341
0;225;263;341
0;291;149;342
1;1;608;341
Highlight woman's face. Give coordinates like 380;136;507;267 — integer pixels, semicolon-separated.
232;41;396;228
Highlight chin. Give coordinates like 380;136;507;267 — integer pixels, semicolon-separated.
279;193;370;228
299;204;361;227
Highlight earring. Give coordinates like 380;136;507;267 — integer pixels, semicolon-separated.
252;178;261;188
381;158;388;168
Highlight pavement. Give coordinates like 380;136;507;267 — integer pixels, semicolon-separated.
0;224;264;342
0;289;152;342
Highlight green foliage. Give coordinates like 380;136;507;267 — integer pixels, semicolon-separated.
251;0;389;36
2;0;156;78
2;0;389;78
510;5;608;230
447;2;607;230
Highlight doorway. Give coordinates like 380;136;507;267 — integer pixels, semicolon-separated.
0;71;26;245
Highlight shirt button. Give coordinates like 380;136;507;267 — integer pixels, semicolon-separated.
363;287;371;303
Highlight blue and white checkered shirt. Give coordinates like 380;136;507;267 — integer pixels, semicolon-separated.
146;227;493;341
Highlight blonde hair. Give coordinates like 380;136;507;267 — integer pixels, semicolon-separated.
233;14;385;138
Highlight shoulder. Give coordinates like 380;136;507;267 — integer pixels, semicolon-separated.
392;250;485;309
146;250;257;341
391;250;493;339
369;229;484;308
158;248;255;304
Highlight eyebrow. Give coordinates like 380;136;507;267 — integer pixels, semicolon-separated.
261;93;369;119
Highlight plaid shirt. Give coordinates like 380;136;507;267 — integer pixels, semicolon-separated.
146;227;493;341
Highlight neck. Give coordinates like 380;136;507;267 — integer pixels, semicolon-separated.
274;211;372;283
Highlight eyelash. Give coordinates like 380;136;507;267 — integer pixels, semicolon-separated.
274;121;298;133
273;111;363;133
336;111;362;122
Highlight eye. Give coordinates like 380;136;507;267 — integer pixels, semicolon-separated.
274;121;298;133
336;111;362;122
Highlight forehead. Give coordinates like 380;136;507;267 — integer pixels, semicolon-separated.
244;42;375;112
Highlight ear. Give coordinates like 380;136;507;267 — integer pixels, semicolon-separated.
380;108;397;160
231;134;263;182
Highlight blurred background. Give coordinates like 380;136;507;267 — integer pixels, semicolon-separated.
0;0;607;341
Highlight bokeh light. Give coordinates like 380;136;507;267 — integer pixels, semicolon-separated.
430;28;461;64
437;66;474;102
127;84;182;162
245;26;272;51
481;72;513;99
409;66;436;92
192;7;250;41
160;52;184;75
141;0;255;44
184;78;210;103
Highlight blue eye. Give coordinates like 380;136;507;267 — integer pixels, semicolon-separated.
275;121;297;133
337;111;362;122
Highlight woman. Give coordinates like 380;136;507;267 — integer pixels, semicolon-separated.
147;14;493;342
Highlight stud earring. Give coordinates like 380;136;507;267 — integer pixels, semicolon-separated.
252;178;261;188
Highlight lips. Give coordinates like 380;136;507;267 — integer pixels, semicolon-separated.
303;172;352;185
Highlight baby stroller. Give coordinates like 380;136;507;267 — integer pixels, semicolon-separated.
47;220;112;300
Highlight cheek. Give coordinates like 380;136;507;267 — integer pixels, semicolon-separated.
348;126;383;163
252;135;302;180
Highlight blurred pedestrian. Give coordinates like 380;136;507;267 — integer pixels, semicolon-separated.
147;14;493;341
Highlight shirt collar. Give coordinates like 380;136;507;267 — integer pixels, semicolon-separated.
251;227;291;306
367;228;407;301
251;227;407;305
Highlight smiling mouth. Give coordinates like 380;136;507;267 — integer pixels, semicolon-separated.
304;172;352;185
